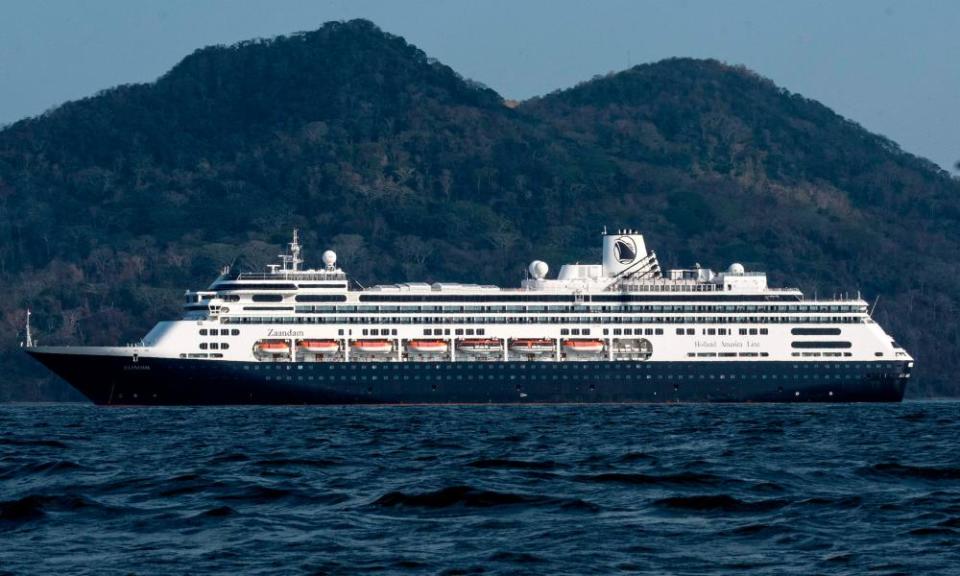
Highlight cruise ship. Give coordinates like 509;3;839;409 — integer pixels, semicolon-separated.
25;229;912;404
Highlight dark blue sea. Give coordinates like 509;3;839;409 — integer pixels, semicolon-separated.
1;403;959;575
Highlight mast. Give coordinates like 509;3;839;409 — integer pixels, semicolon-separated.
290;229;303;271
25;309;33;348
279;228;304;272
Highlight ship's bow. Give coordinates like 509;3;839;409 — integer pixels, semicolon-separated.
25;348;120;404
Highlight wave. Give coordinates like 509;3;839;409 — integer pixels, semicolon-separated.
897;411;928;422
722;522;795;538
218;485;295;503
616;452;659;464
209;452;250;464
864;462;960;481
654;494;788;513
371;485;598;511
254;457;342;468
796;495;863;508
199;505;236;518
575;471;729;486
0;494;112;526
0;438;68;449
467;458;556;470
489;551;547;563
907;526;957;537
0;459;82;480
158;474;224;498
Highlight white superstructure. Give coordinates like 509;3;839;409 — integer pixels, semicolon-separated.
64;229;909;370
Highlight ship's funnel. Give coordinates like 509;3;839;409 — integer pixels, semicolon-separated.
602;230;647;277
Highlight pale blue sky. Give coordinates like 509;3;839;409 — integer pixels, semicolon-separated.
1;0;957;172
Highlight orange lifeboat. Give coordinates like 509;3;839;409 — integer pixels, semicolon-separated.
562;339;605;354
299;340;339;354
406;340;449;354
257;341;290;355
509;338;555;354
350;340;393;355
458;338;502;355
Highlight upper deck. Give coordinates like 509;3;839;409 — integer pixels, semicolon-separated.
179;229;864;327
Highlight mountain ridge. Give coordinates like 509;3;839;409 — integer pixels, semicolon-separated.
2;19;958;400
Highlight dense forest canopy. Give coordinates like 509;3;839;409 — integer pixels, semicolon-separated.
2;19;958;400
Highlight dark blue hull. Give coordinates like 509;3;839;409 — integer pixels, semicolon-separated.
27;350;910;405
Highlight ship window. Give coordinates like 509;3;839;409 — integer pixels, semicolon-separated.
740;328;748;335
676;328;684;335
791;341;852;349
231;329;239;336
455;329;463;335
655;328;663;335
252;294;284;302
614;329;622;336
392;329;397;335
791;327;840;336
466;329;475;335
445;329;451;335
583;329;590;335
760;328;769;335
210;343;219;350
707;328;716;336
199;343;208;350
561;329;569;335
199;329;208;336
749;328;758;335
686;328;695;335
478;329;485;335
295;295;348;302
210;329;219;336
572;329;581;336
222;343;229;350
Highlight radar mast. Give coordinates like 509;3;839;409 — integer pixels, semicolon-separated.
280;229;304;272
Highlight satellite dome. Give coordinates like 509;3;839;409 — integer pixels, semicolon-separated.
528;260;549;279
728;263;745;275
322;250;337;267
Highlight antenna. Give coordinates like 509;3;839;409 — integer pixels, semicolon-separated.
290;229;303;271
869;295;880;318
25;309;33;348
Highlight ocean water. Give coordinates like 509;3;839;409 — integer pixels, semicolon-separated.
1;403;958;575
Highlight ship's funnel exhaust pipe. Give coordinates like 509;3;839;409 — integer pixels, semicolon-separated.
602;229;647;278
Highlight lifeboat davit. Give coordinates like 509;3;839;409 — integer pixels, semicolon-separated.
458;338;503;355
562;339;605;354
257;341;290;355
406;340;449;354
299;340;339;354
509;338;555;354
350;340;393;355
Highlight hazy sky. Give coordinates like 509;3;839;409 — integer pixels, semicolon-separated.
1;0;957;172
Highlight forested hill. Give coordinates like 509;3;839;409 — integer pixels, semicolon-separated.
1;19;958;400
